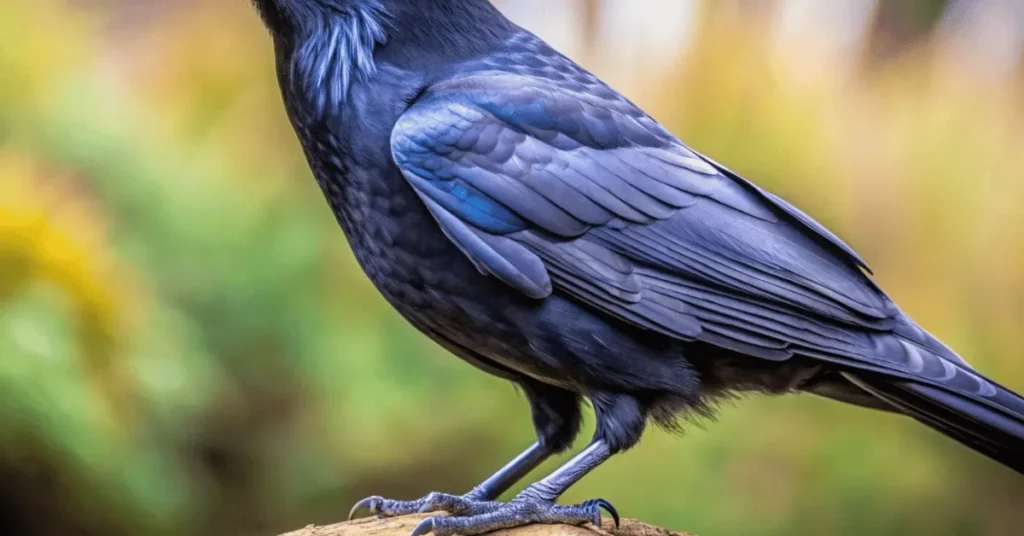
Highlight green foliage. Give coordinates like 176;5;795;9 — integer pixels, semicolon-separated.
0;2;1022;535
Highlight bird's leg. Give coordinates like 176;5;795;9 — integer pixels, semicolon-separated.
348;441;553;519
410;440;619;536
349;381;582;521
464;440;551;501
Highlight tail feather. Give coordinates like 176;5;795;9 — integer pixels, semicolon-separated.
843;371;1024;474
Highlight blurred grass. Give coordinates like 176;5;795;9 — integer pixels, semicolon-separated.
1;1;1022;536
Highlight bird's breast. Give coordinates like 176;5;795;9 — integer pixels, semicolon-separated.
288;99;577;386
298;128;513;336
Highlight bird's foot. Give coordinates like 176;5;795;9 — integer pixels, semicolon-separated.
408;495;619;536
348;492;498;520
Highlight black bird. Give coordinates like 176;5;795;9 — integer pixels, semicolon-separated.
251;1;1024;533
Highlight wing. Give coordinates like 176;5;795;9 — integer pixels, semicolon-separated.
389;71;975;386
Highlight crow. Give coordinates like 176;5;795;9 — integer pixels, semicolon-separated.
250;1;1024;533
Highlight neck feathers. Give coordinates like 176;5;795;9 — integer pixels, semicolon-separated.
262;0;515;116
284;1;388;116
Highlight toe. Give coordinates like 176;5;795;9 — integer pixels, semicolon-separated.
410;516;436;536
584;498;620;528
395;495;620;535
348;492;502;522
348;496;383;520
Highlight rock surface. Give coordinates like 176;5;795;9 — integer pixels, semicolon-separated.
279;514;693;536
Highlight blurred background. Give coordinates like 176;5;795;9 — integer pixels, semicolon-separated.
2;0;1023;535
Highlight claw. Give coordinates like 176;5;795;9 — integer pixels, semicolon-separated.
588;498;619;528
348;496;381;520
410;516;436;536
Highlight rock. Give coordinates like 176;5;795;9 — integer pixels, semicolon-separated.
278;514;693;536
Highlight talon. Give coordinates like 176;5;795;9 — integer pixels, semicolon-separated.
594;498;620;528
410;516;436;536
348;496;381;520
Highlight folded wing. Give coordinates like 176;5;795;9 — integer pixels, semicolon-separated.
390;72;992;392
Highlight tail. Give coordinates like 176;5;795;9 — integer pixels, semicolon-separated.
843;370;1024;474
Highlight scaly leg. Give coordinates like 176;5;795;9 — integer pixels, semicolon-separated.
348;441;553;519
349;381;583;521
410;440;619;536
